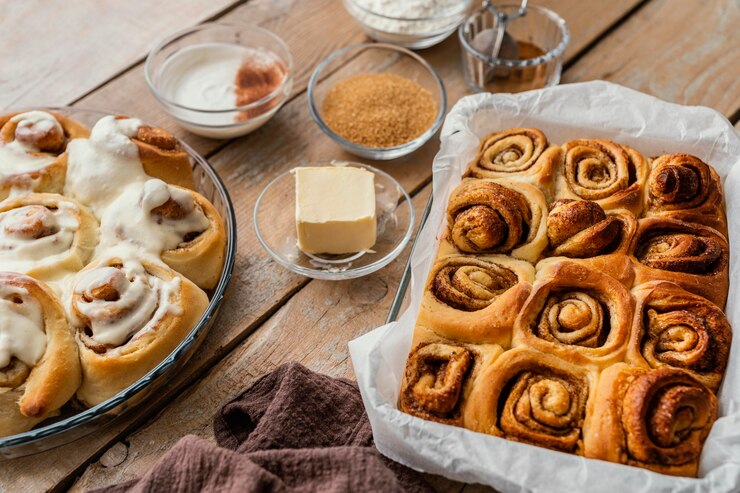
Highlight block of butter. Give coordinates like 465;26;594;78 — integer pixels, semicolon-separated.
293;166;376;255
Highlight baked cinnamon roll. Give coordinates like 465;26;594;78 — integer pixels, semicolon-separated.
540;199;637;285
0;194;98;279
584;364;717;477
465;128;561;191
440;178;548;263
0;111;89;200
65;116;195;211
645;153;726;236
630;217;729;308
100;179;226;289
70;257;208;406
554;139;648;215
628;281;730;392
132;123;195;190
0;273;80;437
513;261;634;369
418;254;534;346
399;326;502;426
464;347;594;454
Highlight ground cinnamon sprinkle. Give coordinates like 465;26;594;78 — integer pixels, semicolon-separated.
322;72;437;148
235;54;288;121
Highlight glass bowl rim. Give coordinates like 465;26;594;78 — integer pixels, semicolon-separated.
0;106;237;451
458;4;570;68
345;0;474;23
307;42;447;156
253;161;415;280
144;21;295;115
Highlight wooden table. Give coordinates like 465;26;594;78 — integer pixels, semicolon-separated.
1;0;738;491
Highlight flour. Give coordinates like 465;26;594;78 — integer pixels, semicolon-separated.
350;0;468;35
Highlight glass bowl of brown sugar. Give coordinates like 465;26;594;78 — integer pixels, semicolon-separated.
307;43;446;160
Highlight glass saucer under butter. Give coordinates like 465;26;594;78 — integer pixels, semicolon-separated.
254;161;414;280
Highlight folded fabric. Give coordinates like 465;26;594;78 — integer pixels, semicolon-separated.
95;362;433;493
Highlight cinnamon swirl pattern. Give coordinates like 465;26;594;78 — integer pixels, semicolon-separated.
555;139;648;215
399;126;730;477
584;364;718;476
631;217;729;308
645;153;726;236
541;199;637;285
464;348;593;453
628;282;730;392
441;178;548;263
70;257;208;406
0;273;80;437
465;128;560;190
513;261;633;368
0;111;89;200
399;328;502;426
418;254;534;346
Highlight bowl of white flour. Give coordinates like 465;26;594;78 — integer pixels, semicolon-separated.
344;0;474;49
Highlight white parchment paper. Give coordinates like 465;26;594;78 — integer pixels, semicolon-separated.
348;81;740;493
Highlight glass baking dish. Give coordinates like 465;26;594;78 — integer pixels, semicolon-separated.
0;107;237;459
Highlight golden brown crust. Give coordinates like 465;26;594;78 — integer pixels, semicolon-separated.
513;261;634;369
645;153;726;236
583;364;717;477
440;178;548;263
131;124;196;190
158;186;226;290
554;140;648;215
0;111;90;200
464;347;594;454
399;326;502;426
0;273;80;437
418;254;534;347
464;128;560;193
541;200;637;286
630;217;729;308
627;281;731;392
71;258;208;407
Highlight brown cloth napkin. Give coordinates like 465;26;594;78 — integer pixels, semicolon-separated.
95;362;433;493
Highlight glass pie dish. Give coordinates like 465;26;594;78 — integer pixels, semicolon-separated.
0;107;237;459
254;161;414;280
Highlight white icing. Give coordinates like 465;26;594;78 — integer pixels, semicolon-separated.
0;111;62;176
64;116;146;212
99;179;209;253
0;284;46;369
71;259;182;347
0;201;79;273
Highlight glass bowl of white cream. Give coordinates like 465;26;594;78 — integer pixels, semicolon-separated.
344;0;474;49
145;23;293;139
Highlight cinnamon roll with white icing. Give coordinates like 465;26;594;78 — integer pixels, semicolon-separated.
0;273;80;437
0;111;89;200
0;194;98;279
69;257;208;406
99;179;226;289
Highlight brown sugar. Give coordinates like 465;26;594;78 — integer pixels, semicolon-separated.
322;72;438;148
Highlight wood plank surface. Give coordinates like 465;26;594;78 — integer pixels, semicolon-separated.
6;0;740;491
68;184;432;491
0;1;645;490
563;0;740;116
0;0;239;109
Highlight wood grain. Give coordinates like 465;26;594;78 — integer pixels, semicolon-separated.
0;0;238;109
75;0;368;158
67;183;431;491
564;0;740;116
3;0;731;491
